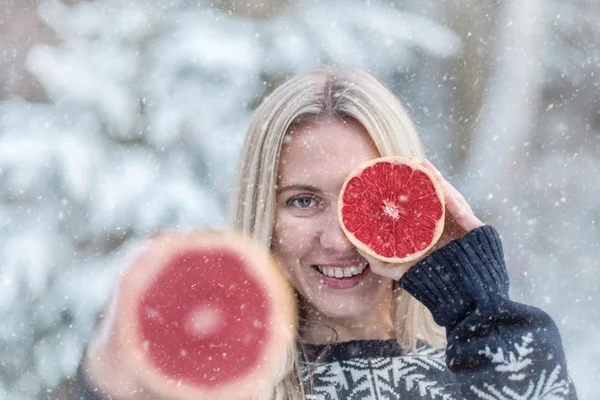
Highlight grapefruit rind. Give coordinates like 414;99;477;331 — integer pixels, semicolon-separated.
338;156;445;264
114;230;297;400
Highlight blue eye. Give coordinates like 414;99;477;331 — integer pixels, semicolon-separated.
288;196;317;208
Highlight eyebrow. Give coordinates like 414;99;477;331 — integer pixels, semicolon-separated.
276;184;323;195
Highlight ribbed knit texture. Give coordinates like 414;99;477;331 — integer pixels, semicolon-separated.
399;225;509;329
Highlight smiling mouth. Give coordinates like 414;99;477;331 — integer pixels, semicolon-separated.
312;262;369;279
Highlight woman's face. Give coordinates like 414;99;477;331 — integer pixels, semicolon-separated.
272;117;394;319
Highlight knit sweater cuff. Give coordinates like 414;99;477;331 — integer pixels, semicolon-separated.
398;225;510;329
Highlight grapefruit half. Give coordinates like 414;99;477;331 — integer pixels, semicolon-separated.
338;157;445;263
113;230;296;400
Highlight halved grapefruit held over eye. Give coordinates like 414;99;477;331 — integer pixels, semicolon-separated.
114;231;296;400
338;157;445;263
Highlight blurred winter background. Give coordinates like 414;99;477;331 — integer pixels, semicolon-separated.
0;0;598;398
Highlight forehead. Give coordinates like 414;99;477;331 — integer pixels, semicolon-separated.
277;118;379;185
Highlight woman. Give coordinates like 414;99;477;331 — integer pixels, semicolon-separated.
228;67;576;399
68;68;577;399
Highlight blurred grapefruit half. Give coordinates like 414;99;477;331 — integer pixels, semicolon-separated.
115;230;296;400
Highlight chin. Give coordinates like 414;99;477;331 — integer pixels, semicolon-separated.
304;292;378;319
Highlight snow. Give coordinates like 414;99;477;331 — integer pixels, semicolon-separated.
0;0;598;397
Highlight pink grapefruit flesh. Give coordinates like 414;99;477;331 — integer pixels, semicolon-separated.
338;157;445;263
116;231;296;400
138;249;269;387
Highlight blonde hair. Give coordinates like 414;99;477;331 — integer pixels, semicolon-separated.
229;67;445;400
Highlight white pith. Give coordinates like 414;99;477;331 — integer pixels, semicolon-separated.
316;262;368;278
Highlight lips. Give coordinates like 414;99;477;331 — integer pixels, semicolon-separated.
314;262;368;278
310;262;371;289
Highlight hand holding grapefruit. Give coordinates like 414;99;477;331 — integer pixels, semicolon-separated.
420;160;484;246
338;157;482;280
83;230;296;400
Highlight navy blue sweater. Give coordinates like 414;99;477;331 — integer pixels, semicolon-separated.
300;225;577;399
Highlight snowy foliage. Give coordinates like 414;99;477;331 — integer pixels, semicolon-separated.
0;0;460;397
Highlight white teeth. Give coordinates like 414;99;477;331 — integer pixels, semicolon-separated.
316;263;368;279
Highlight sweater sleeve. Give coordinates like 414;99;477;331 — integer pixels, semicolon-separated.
399;225;578;399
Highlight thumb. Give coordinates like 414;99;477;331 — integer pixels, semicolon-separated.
358;249;413;281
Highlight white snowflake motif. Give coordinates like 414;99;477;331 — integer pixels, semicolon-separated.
469;333;572;400
304;346;454;400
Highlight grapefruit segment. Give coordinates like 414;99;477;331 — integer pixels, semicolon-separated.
114;231;296;400
338;157;445;263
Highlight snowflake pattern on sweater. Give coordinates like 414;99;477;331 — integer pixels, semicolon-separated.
303;344;453;400
469;333;572;400
302;334;574;400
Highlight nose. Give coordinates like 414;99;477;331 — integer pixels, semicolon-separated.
319;209;355;253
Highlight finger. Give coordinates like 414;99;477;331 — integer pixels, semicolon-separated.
422;160;483;232
357;249;412;281
441;177;468;206
422;160;467;206
442;182;483;232
357;248;391;268
421;159;443;183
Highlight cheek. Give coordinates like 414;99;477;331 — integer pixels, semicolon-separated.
271;225;301;287
271;214;318;274
272;214;314;253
